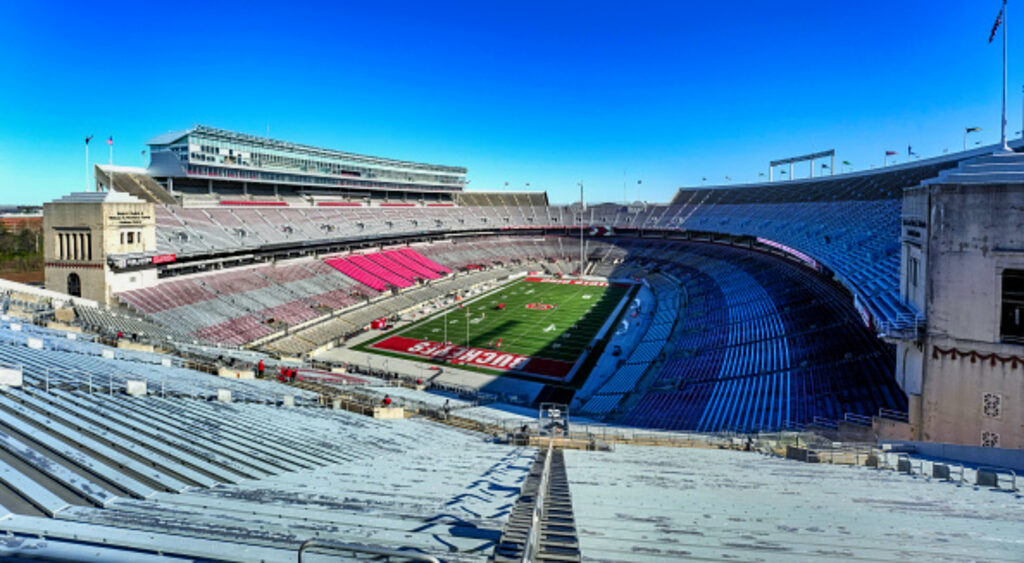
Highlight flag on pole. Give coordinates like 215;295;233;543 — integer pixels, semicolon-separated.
990;5;1004;43
636;180;642;184
966;126;981;133
842;160;851;166
885;150;897;156
85;135;93;145
106;136;114;146
821;163;829;169
907;145;916;156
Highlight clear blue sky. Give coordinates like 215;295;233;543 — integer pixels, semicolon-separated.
0;1;1017;204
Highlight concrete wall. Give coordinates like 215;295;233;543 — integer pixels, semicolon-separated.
902;182;1024;449
882;440;1024;472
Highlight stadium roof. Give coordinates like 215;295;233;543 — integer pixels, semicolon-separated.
679;140;1024;193
49;191;146;204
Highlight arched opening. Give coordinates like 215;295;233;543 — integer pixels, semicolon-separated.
67;273;81;298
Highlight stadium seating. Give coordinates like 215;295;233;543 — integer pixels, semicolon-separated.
0;378;535;558
563;445;1024;561
0;320;315;403
145;156;968;334
117;260;382;345
324;256;390;291
617;242;904;432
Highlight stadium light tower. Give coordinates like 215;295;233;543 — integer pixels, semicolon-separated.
578;181;585;279
769;150;834;183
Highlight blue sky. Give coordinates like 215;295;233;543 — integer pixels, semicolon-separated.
0;1;1017;204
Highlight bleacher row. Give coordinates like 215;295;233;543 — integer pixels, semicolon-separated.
324;248;450;291
0;321;315;404
0;313;542;559
609;242;905;432
0;387;534;559
578;275;681;415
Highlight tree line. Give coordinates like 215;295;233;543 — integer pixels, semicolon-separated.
0;224;42;273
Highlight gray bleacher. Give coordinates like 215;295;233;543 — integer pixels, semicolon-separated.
0;384;537;561
564;444;1024;561
75;304;194;342
0;322;316;404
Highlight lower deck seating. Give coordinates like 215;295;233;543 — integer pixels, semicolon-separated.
619;242;904;431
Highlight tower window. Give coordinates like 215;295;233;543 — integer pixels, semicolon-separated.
1001;269;1024;343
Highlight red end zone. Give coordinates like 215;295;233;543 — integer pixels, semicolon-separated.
524;277;631;288
370;336;574;380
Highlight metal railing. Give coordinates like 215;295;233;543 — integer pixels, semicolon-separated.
878;408;909;422
522;441;554;563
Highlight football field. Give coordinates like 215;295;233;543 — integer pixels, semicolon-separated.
358;277;631;379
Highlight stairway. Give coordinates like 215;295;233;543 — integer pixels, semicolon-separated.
109;171;177;204
492;446;581;562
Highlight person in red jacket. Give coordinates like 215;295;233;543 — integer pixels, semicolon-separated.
383;394;392;407
257;359;265;377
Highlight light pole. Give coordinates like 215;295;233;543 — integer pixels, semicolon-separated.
578;182;584;279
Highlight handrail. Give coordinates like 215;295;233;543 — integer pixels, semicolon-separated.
297;538;440;562
878;408;909;422
522;440;554;563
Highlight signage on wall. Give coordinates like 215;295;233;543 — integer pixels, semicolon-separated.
106;210;152;227
151;254;176;265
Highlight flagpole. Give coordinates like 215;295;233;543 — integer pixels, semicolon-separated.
1003;0;1010;152
85;140;90;191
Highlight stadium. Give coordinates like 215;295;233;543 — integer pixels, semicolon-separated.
3;3;1024;561
0;121;1017;560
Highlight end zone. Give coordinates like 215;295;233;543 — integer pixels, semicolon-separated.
370;335;575;380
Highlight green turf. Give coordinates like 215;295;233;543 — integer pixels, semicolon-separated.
361;278;628;363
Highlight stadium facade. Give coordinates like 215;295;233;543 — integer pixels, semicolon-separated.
37;126;1024;450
